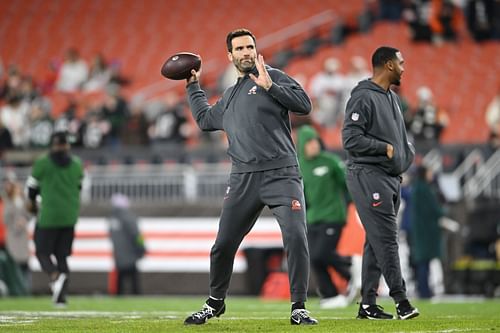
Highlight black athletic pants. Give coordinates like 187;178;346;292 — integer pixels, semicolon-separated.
307;223;351;298
34;225;75;277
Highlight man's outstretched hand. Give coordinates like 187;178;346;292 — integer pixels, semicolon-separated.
249;54;272;91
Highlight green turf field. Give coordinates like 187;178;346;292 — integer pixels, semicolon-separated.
0;296;499;332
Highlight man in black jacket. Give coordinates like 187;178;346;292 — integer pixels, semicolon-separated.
342;46;419;320
183;28;317;326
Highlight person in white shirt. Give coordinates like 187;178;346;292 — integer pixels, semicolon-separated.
56;48;89;92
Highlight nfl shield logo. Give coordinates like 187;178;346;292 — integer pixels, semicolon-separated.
351;112;359;121
372;192;380;200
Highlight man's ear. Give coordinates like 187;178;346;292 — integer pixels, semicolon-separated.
386;60;394;72
227;52;233;62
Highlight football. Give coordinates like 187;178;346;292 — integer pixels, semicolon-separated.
160;52;201;80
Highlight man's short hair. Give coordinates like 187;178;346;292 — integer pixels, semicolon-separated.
372;46;400;68
50;131;69;145
226;28;256;52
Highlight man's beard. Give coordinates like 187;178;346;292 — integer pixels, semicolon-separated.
234;58;255;74
392;73;402;86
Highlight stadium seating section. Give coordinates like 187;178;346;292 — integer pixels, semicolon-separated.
0;0;498;146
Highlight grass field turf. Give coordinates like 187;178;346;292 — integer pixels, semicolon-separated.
0;296;499;332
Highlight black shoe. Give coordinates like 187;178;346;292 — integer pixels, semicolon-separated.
184;303;226;325
396;300;419;320
357;304;394;320
290;309;318;325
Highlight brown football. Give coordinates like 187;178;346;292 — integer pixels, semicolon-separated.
160;52;201;80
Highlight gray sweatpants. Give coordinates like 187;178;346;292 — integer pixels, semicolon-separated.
210;165;310;303
346;164;407;304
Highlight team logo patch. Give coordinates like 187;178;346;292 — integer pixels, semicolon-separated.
372;192;382;207
248;85;257;95
313;166;328;176
351;112;360;121
291;199;302;211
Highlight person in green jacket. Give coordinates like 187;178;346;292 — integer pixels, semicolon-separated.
297;125;361;309
410;165;444;299
26;131;84;307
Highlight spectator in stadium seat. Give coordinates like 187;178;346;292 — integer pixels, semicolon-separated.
147;91;190;145
28;99;54;148
0;65;22;101
379;0;404;21
39;60;59;95
79;110;108;149
0;119;14;155
26;131;84;307
409;86;449;152
53;100;83;145
83;53;112;92
184;28;317;326
108;193;145;295
465;0;497;42
428;0;462;44
19;75;40;103
121;99;150;146
0;92;31;148
485;86;500;135
55;48;89;93
100;84;129;148
309;57;345;128
483;131;500;160
403;0;434;42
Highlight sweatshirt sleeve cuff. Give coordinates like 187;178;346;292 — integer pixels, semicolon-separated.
376;142;388;155
266;82;279;95
186;81;200;91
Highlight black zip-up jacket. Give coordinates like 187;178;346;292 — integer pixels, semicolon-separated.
187;65;311;173
342;79;415;176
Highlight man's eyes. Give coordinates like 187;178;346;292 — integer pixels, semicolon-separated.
236;46;254;51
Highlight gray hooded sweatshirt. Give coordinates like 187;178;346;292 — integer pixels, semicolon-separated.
187;65;311;173
342;79;415;176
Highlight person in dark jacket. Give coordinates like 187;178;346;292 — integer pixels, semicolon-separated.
183;28;317;326
342;46;419;320
410;165;444;299
297;125;362;309
108;193;145;295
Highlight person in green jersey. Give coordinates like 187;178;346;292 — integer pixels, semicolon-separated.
26;131;84;307
297;125;361;309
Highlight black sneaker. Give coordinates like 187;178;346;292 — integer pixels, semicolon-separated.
290;309;318;325
184;303;226;325
396;300;419;320
357;304;394;320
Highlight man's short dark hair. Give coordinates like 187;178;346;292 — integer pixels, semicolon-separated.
372;46;400;68
226;29;256;52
